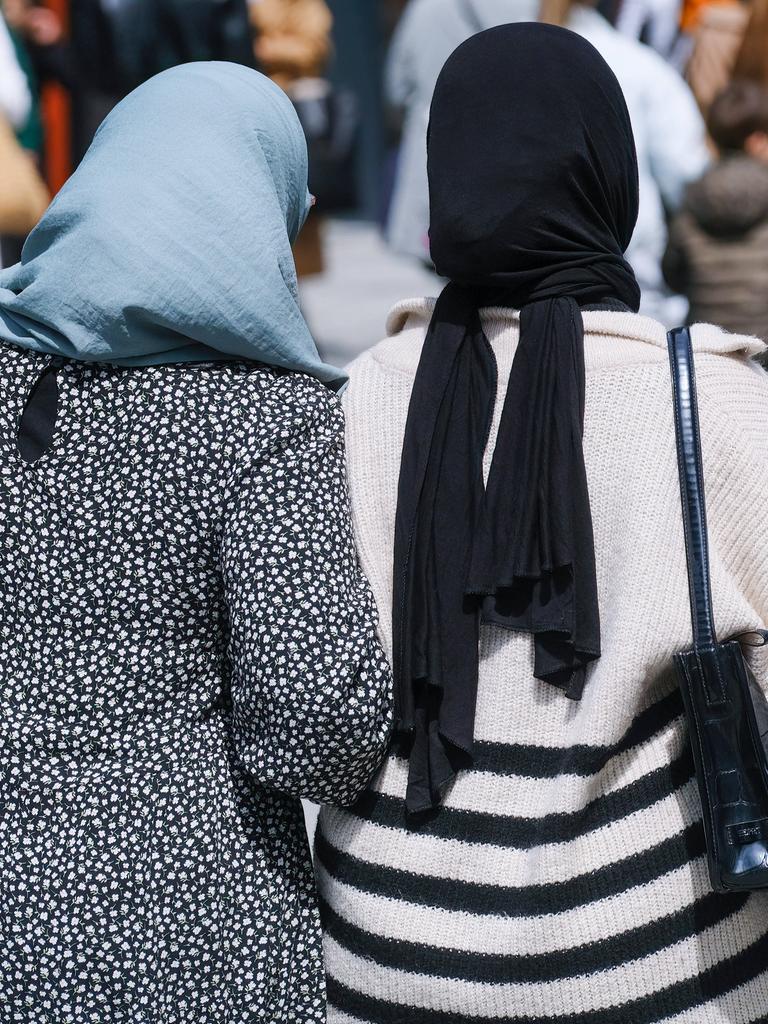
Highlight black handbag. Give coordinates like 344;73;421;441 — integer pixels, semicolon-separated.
669;325;768;893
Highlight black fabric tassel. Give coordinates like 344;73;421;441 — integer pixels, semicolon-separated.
393;284;496;814
467;297;600;701
393;291;602;816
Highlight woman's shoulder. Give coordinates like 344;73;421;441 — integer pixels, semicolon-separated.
346;297;439;387
360;297;436;374
345;297;768;383
231;362;343;447
581;312;766;369
689;322;767;361
690;326;768;436
175;360;343;471
170;358;338;418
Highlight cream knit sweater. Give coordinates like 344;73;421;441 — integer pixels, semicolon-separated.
316;302;768;1024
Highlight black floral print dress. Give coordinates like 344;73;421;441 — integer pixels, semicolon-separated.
0;342;393;1023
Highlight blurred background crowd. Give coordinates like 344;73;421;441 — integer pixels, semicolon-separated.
1;0;768;367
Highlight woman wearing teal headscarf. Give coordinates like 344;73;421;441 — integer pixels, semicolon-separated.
0;62;392;1021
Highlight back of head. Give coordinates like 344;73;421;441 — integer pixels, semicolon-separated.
427;22;639;306
708;79;768;153
0;62;344;389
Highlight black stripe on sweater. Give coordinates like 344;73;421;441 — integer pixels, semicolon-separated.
318;890;747;984
314;824;707;917
325;926;768;1024
393;688;684;780
351;748;695;849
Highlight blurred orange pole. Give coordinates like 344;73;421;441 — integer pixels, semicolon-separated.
41;0;71;193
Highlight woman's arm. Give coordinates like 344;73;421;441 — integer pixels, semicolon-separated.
221;385;393;807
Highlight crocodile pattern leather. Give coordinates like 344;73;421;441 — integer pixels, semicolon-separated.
668;327;717;648
669;326;768;892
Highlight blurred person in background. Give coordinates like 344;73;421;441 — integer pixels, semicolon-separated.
384;0;538;267
250;0;334;277
0;6;30;132
70;0;254;160
0;8;47;268
1;0;70;266
730;0;768;86
3;1;47;159
3;0;75;130
250;0;332;92
316;23;768;1023
683;0;749;113
664;80;768;347
4;1;71;74
543;0;709;324
382;0;411;35
680;0;738;31
683;0;768;124
386;0;708;324
614;0;682;59
0;62;392;1021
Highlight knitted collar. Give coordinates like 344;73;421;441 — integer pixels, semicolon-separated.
384;298;766;361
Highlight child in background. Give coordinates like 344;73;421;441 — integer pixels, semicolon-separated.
664;79;768;347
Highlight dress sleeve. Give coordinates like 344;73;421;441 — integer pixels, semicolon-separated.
220;387;393;807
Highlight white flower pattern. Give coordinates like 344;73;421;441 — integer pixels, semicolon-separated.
0;343;393;1023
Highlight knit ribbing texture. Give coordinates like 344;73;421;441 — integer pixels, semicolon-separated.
316;301;768;1024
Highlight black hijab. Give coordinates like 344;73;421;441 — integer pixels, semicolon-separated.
393;23;641;814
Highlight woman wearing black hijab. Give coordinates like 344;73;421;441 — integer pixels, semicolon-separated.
317;22;768;1024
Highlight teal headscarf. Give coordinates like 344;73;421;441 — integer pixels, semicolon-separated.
0;62;345;389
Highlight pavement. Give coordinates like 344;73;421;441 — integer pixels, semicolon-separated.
299;217;440;369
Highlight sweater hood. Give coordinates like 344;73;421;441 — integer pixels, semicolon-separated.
685;156;768;236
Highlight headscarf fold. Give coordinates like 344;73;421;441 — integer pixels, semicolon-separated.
394;24;641;814
0;62;345;389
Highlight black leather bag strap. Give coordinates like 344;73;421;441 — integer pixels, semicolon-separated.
668;326;718;650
